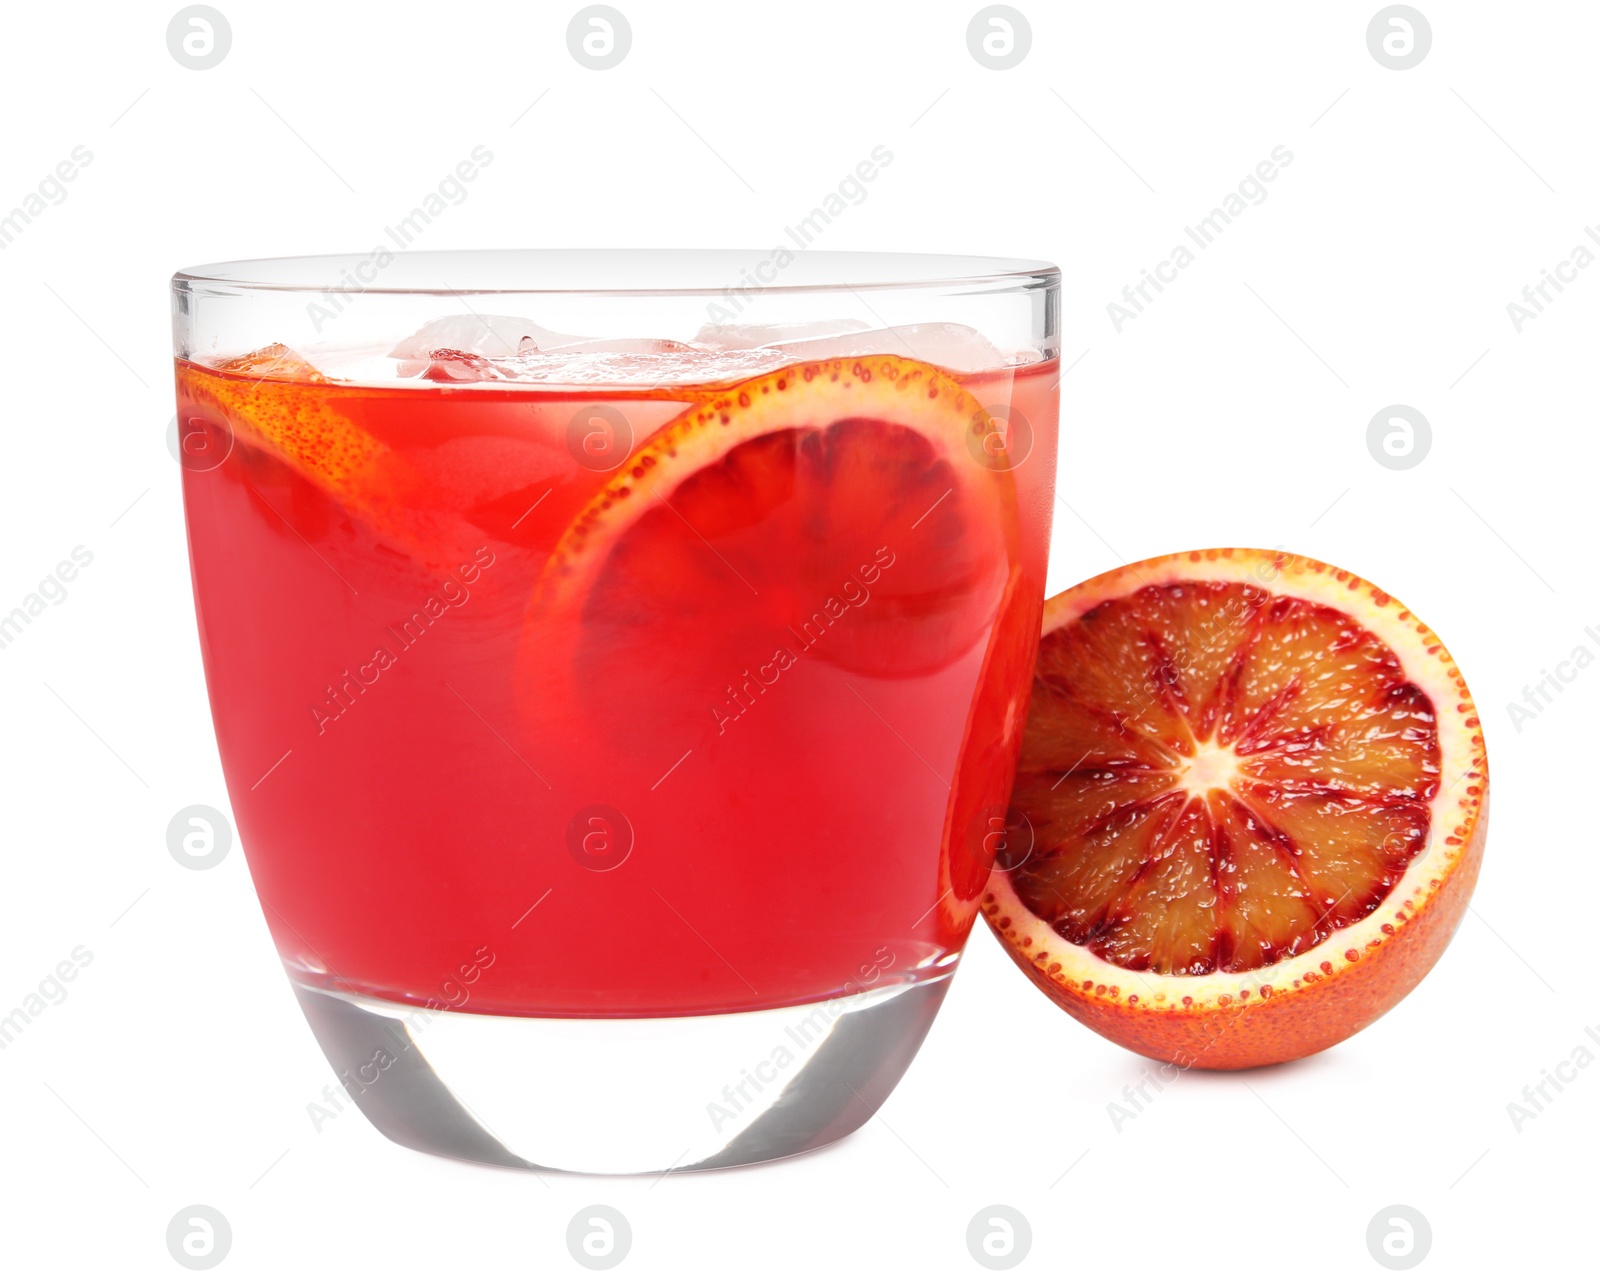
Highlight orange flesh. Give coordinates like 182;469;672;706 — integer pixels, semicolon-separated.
1009;581;1441;976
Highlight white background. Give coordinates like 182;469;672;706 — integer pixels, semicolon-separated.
0;1;1592;1271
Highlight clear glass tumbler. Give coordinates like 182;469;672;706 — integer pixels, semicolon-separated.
171;250;1060;1172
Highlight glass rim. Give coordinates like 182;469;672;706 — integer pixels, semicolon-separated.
171;248;1060;299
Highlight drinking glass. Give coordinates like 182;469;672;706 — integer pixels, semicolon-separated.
171;250;1060;1172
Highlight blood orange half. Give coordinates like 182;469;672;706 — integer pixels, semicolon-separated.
983;548;1488;1069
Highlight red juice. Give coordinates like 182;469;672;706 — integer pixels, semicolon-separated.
177;348;1058;1017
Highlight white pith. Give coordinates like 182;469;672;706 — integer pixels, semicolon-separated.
1177;738;1243;799
984;548;1487;1014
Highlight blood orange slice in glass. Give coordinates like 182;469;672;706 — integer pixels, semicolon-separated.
176;345;392;492
984;548;1488;1068
523;356;1022;769
176;346;530;573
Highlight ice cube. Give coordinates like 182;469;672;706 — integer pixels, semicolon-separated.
769;322;1008;373
210;342;329;381
388;314;588;372
419;349;519;382
693;319;870;350
412;342;793;386
536;337;700;355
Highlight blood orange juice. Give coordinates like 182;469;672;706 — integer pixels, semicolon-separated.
173;250;1060;1171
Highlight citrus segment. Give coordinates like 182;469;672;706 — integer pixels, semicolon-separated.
984;548;1487;1069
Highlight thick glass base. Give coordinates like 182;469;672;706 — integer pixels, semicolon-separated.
292;973;951;1174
